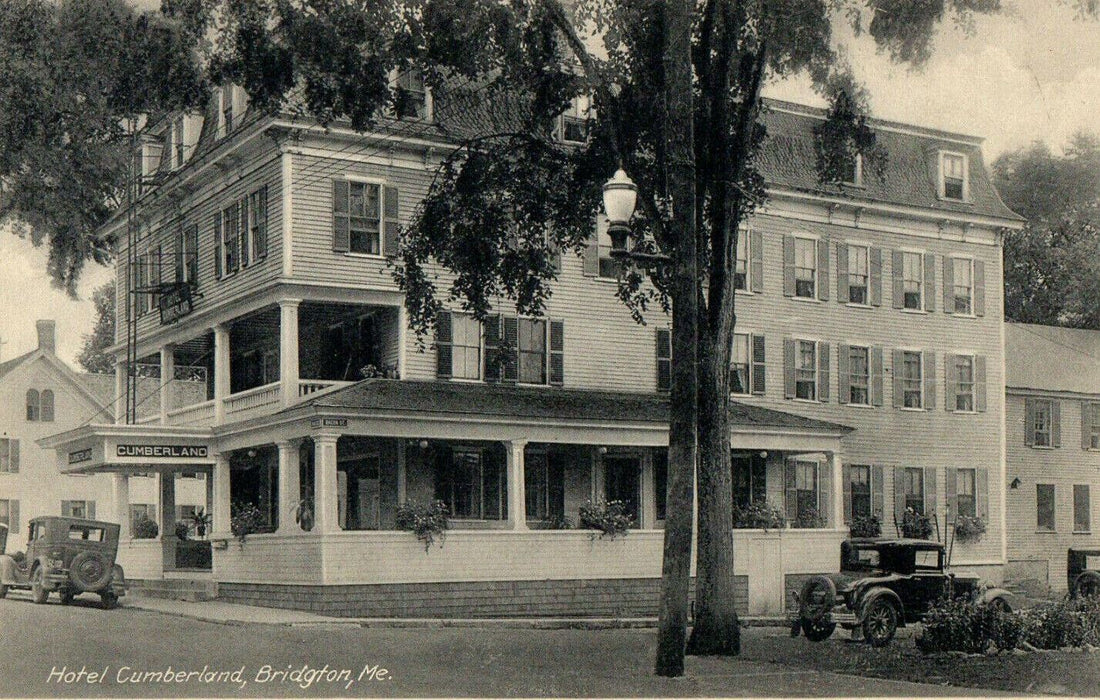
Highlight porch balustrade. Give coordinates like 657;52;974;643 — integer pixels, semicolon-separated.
165;399;216;426
297;379;353;397
223;382;281;420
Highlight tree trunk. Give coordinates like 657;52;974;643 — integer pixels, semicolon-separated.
687;333;740;655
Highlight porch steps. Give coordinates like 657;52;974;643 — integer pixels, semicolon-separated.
130;578;218;603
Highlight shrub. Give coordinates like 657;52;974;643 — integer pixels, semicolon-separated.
132;516;159;539
792;504;823;529
849;514;882;538
901;507;934;539
538;515;573;530
230;501;268;546
1019;597;1100;649
395;500;450;552
732;501;786;530
578;499;633;539
954;515;986;543
916;597;1018;654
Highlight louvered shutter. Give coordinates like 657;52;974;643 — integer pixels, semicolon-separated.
227;203;240;273
751;334;766;395
892;250;904;309
923;350;936;411
924;253;936;312
175;229;184;283
945;354;957;412
870;247;882;306
818;461;831;527
817;342;830;402
484;315;502;383
838;343;850;405
9;501;17;533
1053;400;1062;447
87;502;96;520
1024;398;1035;446
892;349;904;408
214;215;223;279
976;467;989;518
871;347;884;407
924;467;937;518
942;256;954;314
974;259;985;316
785;460;798;521
872;465;884;518
817;238;830;301
783;338;796;399
583;219;600;277
549;320;564;386
656;329;672;392
782;235;795;296
836;243;849;302
332;180;350;253
843;465;853;525
255;186;268;259
502;316;519;383
10;440;18;472
946;468;958;516
975;355;987;412
239;197;250;267
435;311;453;379
384;186;400;257
1084;402;1095;450
894;467;907;527
750;230;764;293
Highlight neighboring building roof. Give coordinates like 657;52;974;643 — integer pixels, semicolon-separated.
1005;322;1100;395
297;379;853;434
0;350;36;382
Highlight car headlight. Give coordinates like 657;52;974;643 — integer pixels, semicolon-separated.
48;558;64;570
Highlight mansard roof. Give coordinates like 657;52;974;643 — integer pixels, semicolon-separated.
1006;322;1100;396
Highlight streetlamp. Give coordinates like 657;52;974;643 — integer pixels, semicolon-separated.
602;168;638;253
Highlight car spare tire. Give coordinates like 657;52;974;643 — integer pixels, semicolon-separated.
69;551;112;592
799;575;836;622
1073;570;1100;599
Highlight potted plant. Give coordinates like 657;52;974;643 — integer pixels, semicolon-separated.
132;516;159;539
792;504;824;529
188;508;212;539
395;500;450;551
901;507;935;539
954;514;986;543
578;499;634;539
849;514;882;538
230;501;267;547
174;520;190;541
732;501;786;531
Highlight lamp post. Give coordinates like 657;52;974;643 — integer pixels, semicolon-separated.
602;168;638;253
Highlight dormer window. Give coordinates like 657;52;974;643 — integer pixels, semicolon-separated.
394;69;430;120
558;95;593;144
171;116;186;169
842;153;863;187
940;151;967;201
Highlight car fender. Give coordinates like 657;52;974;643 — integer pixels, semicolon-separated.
858;587;905;625
975;586;1015;611
0;555;30;585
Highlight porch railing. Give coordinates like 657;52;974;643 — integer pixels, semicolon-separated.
165;399;216;426
223;382;281;420
297;380;353;398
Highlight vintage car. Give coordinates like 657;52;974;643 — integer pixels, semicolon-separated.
0;517;126;609
1068;547;1100;598
790;538;1013;647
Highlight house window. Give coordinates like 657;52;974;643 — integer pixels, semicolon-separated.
61;500;94;519
1074;485;1091;532
1032;399;1053;447
731;333;750;395
954;355;975;412
796;340;817;400
735;233;749;291
596;216;621;279
439;448;504;520
604;455;640;523
848;346;870;405
792;460;819;527
952;258;973;314
900;351;923;409
0;499;14;529
850;465;872;520
941;152;966;200
222;203;240;273
25;389;39;421
248;187;268;261
902;467;925;514
130;504;156;531
956;468;976;518
1037;483;1056;532
847;244;869;304
901;251;923;310
451;315;482;380
172;115;186;168
348;181;382;255
179;224;199;285
135;252;150;314
220;85;235;136
1088;403;1100;449
518;318;547;385
794;237;816;298
0;439;17;473
732;453;767;510
842;153;863;186
395;69;429;120
559;95;592;144
524;450;564;523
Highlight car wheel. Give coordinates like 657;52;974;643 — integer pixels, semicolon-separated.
1072;571;1100;599
100;592;119;610
59;589;74;606
69;551;112;592
862;598;898;647
801;618;837;642
988;597;1011;613
31;567;48;604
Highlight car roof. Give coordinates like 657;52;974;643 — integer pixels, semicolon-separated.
847;537;945;551
31;516;117;529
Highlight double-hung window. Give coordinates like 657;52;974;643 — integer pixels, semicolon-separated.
951;257;973;314
451;315;482;380
1037;484;1056;532
848;346;870;405
0;499;15;530
955;468;976;518
248;187;268;261
559;95;592;144
954;355;975;412
61;500;93;519
1087;403;1100;449
1074;485;1091;533
179;224;198;286
1031;399;1054;447
735;234;749;291
941;152;967;200
847;244;869;305
0;439;17;472
439;448;504;520
850;465;872;520
902;251;923;310
796;340;817;400
347;182;382;255
395;70;429;120
903;468;925;514
731;333;751;395
791;460;819;527
901;351;923;409
794;237;817;298
518;318;548;385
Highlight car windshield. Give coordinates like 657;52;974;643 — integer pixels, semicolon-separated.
844;546;881;571
1087;554;1100;570
914;549;941;571
68;526;105;542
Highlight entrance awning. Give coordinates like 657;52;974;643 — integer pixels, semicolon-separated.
38;424;215;475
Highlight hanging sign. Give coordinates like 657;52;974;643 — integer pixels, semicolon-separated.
159;283;194;325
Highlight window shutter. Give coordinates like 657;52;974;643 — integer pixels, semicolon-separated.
435;311;453;379
10;440;18;472
750;230;764;293
785;460;798;521
549;238;562;273
893;466;907;528
9;500;17;533
871;346;884;407
384;186;400;257
817;238;830;301
549;319;565;386
924;467;938;518
502;316;519;383
870;247;882;306
818;461;831;527
975;355;987;412
583;221;600;277
843;464;853;525
656;328;672;392
942;256;953;314
484;314;502;383
1053;400;1062;447
817;342;830;402
892;349;904;408
1084;402;1093;450
872;465;884;518
946;468;958;516
332;179;350;253
783;338;796;399
175;231;184;283
227;203;240;273
255;186;268;259
974;259;985;316
837;343;850;405
87;502;96;520
751;334;766;395
976;467;989;519
891;250;904;309
41;390;54;422
214;215;223;279
239;197;250;267
782;235;795;297
923;350;936;411
836;242;848;302
1024;398;1035;446
945;354;957;412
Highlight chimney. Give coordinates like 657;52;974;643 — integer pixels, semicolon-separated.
36;320;56;354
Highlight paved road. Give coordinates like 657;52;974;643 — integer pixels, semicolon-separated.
0;591;1006;697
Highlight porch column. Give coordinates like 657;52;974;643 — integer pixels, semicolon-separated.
276;440;301;534
114;359;126;424
640;454;656;529
830;451;844;529
213;323;230;424
159;473;177;570
279;299;301;408
314;434;340;534
506;440;528;530
213;453;231;539
205;469;215;532
112;475;131;540
159;345;175;423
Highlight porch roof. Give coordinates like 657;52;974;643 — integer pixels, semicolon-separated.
294;379;853;435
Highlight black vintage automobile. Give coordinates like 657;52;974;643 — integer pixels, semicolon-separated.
1068;548;1100;598
791;538;1013;647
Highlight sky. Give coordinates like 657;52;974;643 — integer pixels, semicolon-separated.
2;0;1099;366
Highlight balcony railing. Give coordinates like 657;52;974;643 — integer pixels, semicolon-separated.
166;399;216;427
298;380;353;398
156;379;355;428
223;382;281;421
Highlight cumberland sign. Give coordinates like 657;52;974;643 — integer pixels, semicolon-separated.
116;445;209;459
